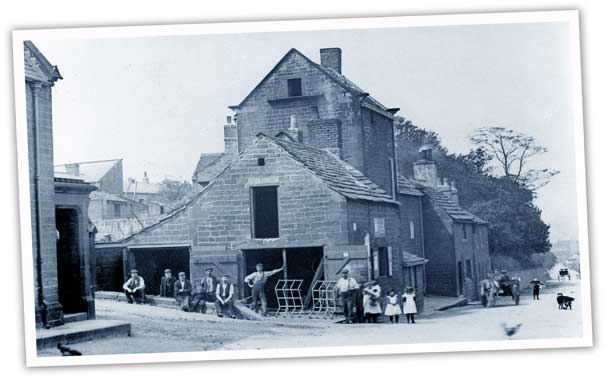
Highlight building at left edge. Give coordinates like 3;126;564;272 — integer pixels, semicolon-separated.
24;41;98;327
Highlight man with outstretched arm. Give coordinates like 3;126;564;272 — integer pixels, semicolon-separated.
244;263;284;316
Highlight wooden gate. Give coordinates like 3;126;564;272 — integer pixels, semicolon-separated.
190;246;241;297
324;245;370;282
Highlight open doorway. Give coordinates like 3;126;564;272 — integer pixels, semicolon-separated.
243;247;323;309
56;208;86;314
131;247;190;295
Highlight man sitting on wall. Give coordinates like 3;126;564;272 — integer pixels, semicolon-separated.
173;271;192;311
123;269;146;304
159;269;176;298
197;267;218;314
215;273;236;319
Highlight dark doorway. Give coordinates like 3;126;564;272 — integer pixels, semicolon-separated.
243;247;323;309
131;247;190;295
56;208;86;314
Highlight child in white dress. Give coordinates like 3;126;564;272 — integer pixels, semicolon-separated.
384;289;402;323
402;287;417;323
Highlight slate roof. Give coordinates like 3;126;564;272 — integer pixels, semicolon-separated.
397;175;423;196
231;48;397;119
266;135;397;204
90;190;135;204
193;152;235;184
402;251;428;266
55;159;121;183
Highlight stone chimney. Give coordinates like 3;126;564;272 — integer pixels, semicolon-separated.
224;115;238;155
413;143;438;187
320;48;342;74
288;115;303;142
65;163;80;176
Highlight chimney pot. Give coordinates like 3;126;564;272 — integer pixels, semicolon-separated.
320;48;342;74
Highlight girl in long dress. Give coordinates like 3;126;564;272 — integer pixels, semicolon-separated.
363;281;382;323
384;289;402;323
402;287;417;323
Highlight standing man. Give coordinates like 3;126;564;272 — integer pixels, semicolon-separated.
198;267;218;314
159;269;176;298
244;262;284;316
123;269;146;304
335;269;359;323
173;271;192;311
530;278;545;300
215;274;236;319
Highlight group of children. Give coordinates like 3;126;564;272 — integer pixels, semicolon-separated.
384;287;418;324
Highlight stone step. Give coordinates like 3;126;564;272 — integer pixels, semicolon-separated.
36;319;131;349
63;312;88;324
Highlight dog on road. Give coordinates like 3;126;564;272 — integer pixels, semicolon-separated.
556;293;574;310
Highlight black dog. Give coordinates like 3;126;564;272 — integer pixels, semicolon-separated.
556;293;574;310
57;343;82;356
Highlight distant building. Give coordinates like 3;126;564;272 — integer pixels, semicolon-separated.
124;171;164;205
55;159;124;195
25;41;97;326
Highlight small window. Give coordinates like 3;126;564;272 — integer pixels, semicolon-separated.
409;221;415;240
287;78;302;97
251;186;279;239
257;158;265;166
466;259;473;279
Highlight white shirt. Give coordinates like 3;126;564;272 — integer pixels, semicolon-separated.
123;276;145;291
336;277;359;293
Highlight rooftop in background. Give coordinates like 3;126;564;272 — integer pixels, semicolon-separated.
55;159;122;184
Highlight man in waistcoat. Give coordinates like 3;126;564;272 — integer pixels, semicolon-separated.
244;262;284;316
215;273;236;318
196;267;218;313
123;269;146;304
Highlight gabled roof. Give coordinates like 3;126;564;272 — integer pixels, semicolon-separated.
23;41;62;84
402;251;428;267
192;152;235;184
397;175;423;196
54;159;121;183
265;135;397;204
229;48;397;119
398;174;486;224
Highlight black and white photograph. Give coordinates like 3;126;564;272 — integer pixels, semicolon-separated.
11;10;592;367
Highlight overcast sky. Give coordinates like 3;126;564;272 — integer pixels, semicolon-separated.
34;21;579;242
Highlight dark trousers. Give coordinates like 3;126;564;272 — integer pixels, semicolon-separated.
216;298;235;317
125;289;145;304
175;293;190;311
251;284;267;315
342;291;355;323
533;287;540;300
190;292;215;313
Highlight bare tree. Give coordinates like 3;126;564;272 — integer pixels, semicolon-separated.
470;127;559;189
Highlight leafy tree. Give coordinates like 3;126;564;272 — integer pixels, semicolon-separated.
469;127;559;189
394;119;552;267
158;179;194;212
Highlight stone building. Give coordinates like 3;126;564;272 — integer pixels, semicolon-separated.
25;41;97;326
55;159;124;195
406;145;490;299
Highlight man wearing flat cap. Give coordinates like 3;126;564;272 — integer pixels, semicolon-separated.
123;269;146;304
215;273;236;318
335;268;359;323
173;271;192;311
196;267;218;314
159;269;176;298
244;262;284;316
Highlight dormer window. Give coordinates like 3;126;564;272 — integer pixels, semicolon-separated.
287;78;302;97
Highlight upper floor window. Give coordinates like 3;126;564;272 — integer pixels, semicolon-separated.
462;223;468;240
409;221;415;240
251;186;279;239
287;78;302;97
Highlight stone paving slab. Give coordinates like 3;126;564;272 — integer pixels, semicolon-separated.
37;319;131;349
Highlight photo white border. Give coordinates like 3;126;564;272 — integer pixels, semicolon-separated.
11;10;592;368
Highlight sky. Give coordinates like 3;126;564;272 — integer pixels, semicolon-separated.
33;21;580;242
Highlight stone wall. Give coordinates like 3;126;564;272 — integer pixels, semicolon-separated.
95;246;125;292
397;194;424;258
27;82;62;326
361;107;396;197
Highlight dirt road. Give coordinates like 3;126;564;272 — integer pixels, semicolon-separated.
38;278;583;356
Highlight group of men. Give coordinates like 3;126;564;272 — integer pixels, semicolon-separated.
123;267;237;318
